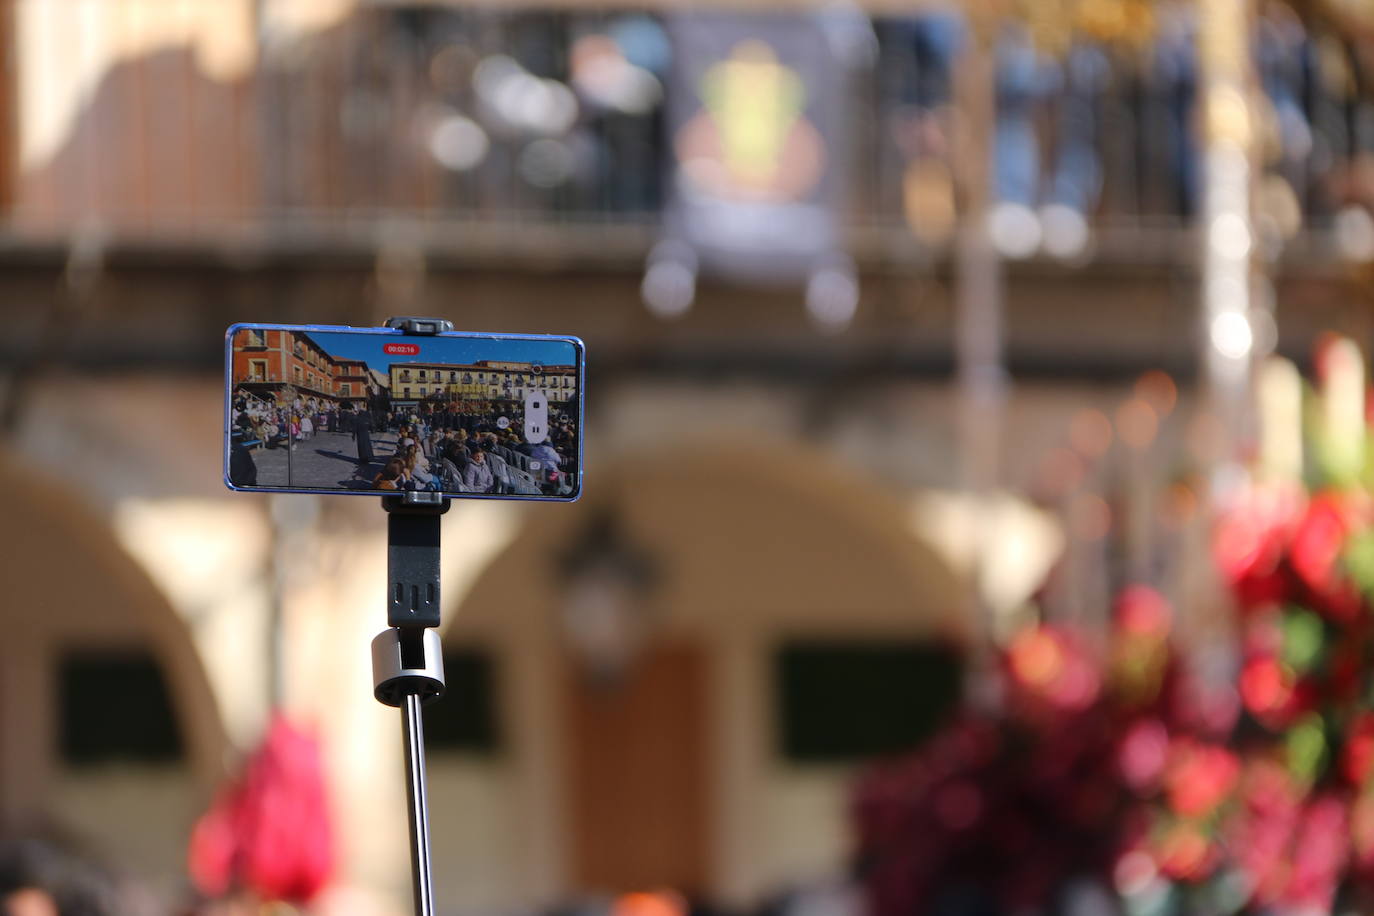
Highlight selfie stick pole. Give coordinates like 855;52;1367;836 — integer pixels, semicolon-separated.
370;316;456;916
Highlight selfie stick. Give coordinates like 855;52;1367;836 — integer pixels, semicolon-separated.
370;316;455;916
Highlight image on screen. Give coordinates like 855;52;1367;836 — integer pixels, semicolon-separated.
227;326;581;498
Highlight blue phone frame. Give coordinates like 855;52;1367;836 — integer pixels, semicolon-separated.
224;322;585;502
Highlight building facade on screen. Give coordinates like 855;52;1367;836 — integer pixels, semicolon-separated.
388;360;577;408
231;329;385;412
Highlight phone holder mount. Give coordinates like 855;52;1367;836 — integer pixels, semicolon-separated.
372;316;455;916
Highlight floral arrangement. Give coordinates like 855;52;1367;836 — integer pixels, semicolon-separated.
187;713;334;909
854;336;1374;916
853;587;1188;915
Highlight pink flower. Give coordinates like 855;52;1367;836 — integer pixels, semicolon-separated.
1118;718;1170;794
1282;793;1350;910
1226;759;1302;906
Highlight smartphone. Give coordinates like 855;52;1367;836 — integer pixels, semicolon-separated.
225;323;584;501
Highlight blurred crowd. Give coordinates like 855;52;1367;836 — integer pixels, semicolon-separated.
0;828;856;916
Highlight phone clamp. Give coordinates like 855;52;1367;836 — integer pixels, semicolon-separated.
384;317;455;335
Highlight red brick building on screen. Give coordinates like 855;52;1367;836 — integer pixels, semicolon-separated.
231;328;379;411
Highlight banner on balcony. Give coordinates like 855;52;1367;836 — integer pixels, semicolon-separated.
662;13;851;283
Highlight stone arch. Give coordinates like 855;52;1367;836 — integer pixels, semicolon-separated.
452;438;966;634
0;445;229;818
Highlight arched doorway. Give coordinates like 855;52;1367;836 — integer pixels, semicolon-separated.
434;440;967;910
0;447;228;894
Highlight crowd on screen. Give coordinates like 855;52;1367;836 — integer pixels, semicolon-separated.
367;399;579;496
228;393;578;496
229;393;352;447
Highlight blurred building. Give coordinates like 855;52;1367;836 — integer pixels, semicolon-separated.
1;1;1373;915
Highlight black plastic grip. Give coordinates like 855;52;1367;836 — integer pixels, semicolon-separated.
384;495;450;629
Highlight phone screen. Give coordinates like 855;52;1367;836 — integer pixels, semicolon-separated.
225;324;583;500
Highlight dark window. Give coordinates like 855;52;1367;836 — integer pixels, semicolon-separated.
59;651;183;765
774;641;961;763
424;650;500;753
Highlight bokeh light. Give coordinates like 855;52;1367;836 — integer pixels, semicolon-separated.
1133;370;1177;418
1069;409;1113;458
1069;491;1112;541
1116;398;1158;450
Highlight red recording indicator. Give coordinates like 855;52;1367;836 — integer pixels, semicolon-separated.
384;343;420;355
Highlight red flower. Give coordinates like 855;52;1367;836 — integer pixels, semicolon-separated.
1332;645;1365;703
1007;625;1101;714
1163;739;1239;819
1156;821;1219;881
1240;656;1306;728
1350;791;1374;877
1214;503;1291;610
1347;716;1374;787
1290;494;1363;620
1115;586;1172;639
187;713;334;903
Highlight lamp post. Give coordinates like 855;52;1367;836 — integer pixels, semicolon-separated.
556;509;659;684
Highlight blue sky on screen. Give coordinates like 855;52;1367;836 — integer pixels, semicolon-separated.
301;330;579;374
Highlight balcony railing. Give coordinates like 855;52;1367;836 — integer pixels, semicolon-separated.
6;1;1373;265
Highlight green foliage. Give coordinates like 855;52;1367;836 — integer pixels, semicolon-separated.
1281;608;1326;674
1345;530;1374;602
1285;712;1328;788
